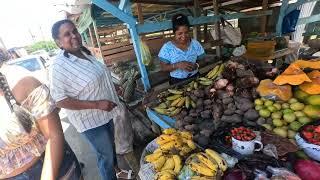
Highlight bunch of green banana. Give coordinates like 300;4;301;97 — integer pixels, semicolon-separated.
198;77;213;86
206;64;225;80
184;81;199;92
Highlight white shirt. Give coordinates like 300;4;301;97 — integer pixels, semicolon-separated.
49;50;120;133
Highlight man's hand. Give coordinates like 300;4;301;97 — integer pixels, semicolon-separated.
96;100;117;112
115;85;123;96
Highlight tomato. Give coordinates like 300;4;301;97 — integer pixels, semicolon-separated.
314;126;320;133
303;131;314;139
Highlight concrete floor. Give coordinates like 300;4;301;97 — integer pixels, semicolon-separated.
61;113;133;180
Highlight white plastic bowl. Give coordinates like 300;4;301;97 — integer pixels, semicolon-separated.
295;133;320;161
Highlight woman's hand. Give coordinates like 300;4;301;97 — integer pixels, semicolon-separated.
175;61;196;72
96;100;117;111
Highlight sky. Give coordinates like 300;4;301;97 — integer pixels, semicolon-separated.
0;0;74;48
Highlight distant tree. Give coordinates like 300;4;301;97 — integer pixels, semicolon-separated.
26;41;58;53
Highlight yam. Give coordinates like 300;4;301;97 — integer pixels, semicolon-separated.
256;117;266;125
196;107;204;114
197;136;210;147
200;129;213;137
204;105;212;110
222;97;233;104
204;99;212;106
190;95;198;102
234;96;254;112
217;90;230;99
189;112;198;118
175;120;186;129
201;110;211;119
236;69;254;77
235;110;244;115
244;120;257;126
221;114;242;123
189;108;196;114
244;109;259;121
196;99;204;108
193;89;205;98
180;110;188;117
224;109;234;115
183;116;194;123
185;124;197;131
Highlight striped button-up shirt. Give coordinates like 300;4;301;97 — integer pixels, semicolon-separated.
49;50;120;132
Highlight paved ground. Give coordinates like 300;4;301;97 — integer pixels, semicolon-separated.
60;112;133;180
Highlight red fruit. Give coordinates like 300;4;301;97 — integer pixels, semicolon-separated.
314;126;320;133
303;131;314;139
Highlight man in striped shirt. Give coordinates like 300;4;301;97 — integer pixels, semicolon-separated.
50;20;134;180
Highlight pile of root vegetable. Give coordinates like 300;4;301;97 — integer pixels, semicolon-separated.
152;61;264;146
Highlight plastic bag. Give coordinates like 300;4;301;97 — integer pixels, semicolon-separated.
138;139;158;180
178;165;196;180
257;79;292;101
211;19;241;46
267;166;301;180
140;40;152;66
114;102;133;155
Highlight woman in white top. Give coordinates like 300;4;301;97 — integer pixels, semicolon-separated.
50;19;134;180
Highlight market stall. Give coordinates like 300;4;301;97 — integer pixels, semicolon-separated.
64;0;320;179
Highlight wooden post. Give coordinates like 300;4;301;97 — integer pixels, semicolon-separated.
137;3;144;24
92;21;104;60
193;0;201;41
260;0;269;33
204;10;208;43
88;24;95;47
213;0;221;57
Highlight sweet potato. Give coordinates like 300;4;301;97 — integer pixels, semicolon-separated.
185;124;197;131
200;129;213;137
256;117;266;125
235;110;244;115
204;99;212;106
224;109;234;115
223;97;233;104
201;110;211;119
196;99;204;108
221;114;242;123
197;136;210;147
183;116;194;123
193;89;205;98
189;112;198;117
244;109;259;121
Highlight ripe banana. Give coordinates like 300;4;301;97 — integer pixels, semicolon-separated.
180;131;193;140
171;97;182;107
152;156;166;171
172;155;182;174
168;89;183;95
157;134;177;145
154;107;168;115
179;146;192;156
197;153;218;171
167;107;176;112
155;170;176;180
190;162;215;177
157;103;167;109
186;139;197;150
161;157;175;171
170;108;182;116
185;96;191;109
160;141;176;150
163;128;176;135
145;152;162;163
205;149;228;172
177;97;186;107
166;94;182;101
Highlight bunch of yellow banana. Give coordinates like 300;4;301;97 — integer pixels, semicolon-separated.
186;149;228;178
206;64;225;80
155;170;176;180
156;129;196;154
145;153;182;176
153;94;196;116
185;80;199;92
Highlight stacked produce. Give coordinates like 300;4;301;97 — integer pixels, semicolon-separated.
119;69;140;102
230;126;256;141
300;124;320;145
182;149;227;179
253;97;314;141
144;128;197;179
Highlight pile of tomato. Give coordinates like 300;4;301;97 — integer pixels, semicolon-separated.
231;126;256;141
301;125;320;145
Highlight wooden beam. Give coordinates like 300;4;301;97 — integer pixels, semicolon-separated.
260;0;269;33
193;0;201;41
297;13;320;25
92;20;103;60
133;0;192;5
204;10;208;43
213;0;221;57
137;10;273;34
88;24;95;47
203;0;244;10
137;3;144;24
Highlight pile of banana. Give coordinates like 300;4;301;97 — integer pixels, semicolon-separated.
205;63;225;80
144;129;197;179
153;64;225;117
186;149;228;178
154;89;196;116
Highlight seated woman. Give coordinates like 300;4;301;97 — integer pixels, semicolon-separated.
0;64;82;180
159;14;206;85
